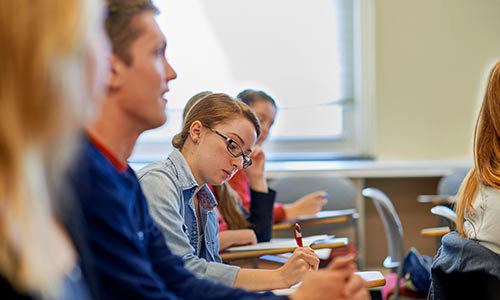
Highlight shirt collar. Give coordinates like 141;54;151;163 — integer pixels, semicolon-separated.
87;132;128;173
169;148;217;208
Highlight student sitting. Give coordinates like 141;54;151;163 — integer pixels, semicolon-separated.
67;0;368;299
429;61;500;300
139;94;319;291
183;91;275;250
229;89;328;223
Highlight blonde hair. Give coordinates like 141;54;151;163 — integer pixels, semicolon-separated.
0;0;104;296
456;61;500;236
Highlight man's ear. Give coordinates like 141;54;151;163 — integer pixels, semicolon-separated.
189;121;203;144
107;53;126;91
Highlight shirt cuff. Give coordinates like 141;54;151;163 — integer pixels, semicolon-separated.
204;261;240;286
273;203;287;223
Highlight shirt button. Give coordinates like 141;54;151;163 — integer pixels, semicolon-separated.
137;231;144;241
192;230;197;235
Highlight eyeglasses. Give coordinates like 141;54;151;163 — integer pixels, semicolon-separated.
208;127;252;169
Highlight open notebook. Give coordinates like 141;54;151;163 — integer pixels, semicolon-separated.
225;234;332;252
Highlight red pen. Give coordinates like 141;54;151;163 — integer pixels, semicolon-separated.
294;223;303;247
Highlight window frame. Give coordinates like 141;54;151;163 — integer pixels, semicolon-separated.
130;0;375;165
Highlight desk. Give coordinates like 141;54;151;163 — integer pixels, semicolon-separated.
264;162;470;269
357;271;386;288
420;226;450;237
221;237;349;261
272;271;386;295
272;209;358;231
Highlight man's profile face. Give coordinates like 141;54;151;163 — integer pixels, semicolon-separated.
116;11;177;132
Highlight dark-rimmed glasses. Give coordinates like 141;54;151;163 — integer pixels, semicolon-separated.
208;127;252;169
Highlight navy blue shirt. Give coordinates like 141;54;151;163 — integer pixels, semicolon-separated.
68;136;287;300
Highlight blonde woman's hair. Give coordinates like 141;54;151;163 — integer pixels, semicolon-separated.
0;0;104;296
456;61;500;236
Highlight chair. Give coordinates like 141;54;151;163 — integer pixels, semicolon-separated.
417;168;470;205
437;168;470;196
418;169;468;238
362;188;427;300
430;205;456;224
419;205;456;238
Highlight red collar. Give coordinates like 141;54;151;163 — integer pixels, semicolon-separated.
87;132;128;173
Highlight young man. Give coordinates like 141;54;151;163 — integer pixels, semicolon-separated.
67;0;369;299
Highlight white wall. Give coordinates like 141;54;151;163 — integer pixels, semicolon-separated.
374;0;500;161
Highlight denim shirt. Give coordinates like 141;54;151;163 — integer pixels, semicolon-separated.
138;149;239;286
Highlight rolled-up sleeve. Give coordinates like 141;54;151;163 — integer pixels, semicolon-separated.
139;169;240;286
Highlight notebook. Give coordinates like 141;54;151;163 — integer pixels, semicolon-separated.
225;234;332;252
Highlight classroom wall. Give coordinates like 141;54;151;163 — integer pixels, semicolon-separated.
374;0;500;161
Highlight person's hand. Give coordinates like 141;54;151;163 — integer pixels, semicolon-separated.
284;191;328;220
277;247;320;287
290;254;369;300
244;145;268;192
218;229;257;250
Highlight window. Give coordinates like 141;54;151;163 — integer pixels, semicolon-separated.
130;0;374;166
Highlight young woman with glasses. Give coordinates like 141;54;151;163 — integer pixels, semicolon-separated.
181;91;275;252
138;93;320;291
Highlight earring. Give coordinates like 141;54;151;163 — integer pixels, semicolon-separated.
193;138;199;144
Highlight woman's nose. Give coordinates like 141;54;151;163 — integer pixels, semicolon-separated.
231;156;244;170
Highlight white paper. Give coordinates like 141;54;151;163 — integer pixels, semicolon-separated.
225;234;331;252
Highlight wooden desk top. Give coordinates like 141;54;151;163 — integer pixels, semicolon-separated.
272;209;358;231
272;270;385;295
357;271;386;288
220;237;349;261
420;226;450;237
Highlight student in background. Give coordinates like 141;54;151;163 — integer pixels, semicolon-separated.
0;0;108;298
67;0;368;299
182;91;274;250
456;61;500;254
139;93;318;291
230;89;328;223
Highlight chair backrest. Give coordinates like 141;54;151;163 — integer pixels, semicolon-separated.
430;205;456;224
437;168;470;196
362;188;404;270
269;174;357;211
